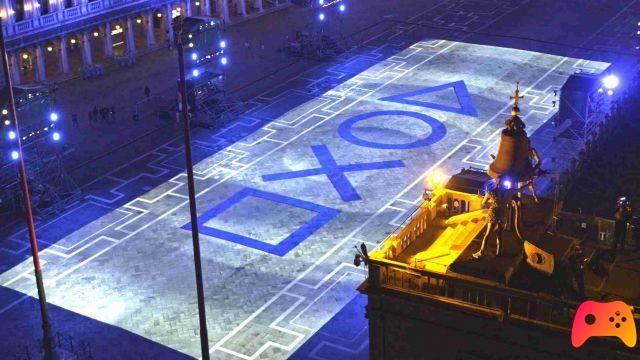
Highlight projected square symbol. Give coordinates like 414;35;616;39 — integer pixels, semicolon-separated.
183;188;340;256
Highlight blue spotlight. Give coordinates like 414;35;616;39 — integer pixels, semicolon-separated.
191;52;198;60
318;12;326;21
49;112;58;122
220;40;227;48
602;74;619;90
220;56;228;65
52;131;61;141
8;130;16;140
339;4;346;12
192;69;200;77
502;179;512;190
10;150;19;160
318;0;324;5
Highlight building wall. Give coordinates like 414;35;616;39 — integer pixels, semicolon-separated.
0;0;284;84
366;293;637;360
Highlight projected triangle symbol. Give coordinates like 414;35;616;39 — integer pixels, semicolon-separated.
380;80;478;117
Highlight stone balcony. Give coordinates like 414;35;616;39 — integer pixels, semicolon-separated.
2;0;171;49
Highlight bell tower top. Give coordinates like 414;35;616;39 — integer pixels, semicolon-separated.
510;81;524;116
504;82;526;133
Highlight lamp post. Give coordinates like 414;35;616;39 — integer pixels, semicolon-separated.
0;18;56;360
172;16;211;360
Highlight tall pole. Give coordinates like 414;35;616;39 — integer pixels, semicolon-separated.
0;18;56;360
172;16;211;360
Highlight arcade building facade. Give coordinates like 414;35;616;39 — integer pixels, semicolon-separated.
1;0;287;84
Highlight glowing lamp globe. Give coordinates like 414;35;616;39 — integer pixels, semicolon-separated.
602;75;619;90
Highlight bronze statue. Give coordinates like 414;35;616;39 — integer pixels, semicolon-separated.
473;183;504;258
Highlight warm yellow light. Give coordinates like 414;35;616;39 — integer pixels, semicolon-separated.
195;1;200;5
47;46;53;52
22;53;28;59
4;119;10;126
136;18;142;24
156;12;162;17
93;31;99;37
115;24;121;30
427;169;446;189
188;42;194;48
70;38;76;44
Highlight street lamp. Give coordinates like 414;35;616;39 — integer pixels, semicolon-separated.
0;17;56;360
171;15;211;360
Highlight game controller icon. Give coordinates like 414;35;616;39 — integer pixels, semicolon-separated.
571;300;637;348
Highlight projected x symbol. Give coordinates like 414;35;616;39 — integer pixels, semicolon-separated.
262;144;405;202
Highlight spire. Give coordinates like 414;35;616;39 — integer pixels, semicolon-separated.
510;81;524;115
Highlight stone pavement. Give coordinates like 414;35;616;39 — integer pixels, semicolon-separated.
0;0;637;359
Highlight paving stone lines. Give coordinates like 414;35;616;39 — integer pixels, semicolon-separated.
0;2;612;360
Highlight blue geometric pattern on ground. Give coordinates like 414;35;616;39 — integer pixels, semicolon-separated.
379;80;479;117
0;286;191;360
290;294;369;360
337;57;380;74
337;110;447;149
261;145;405;201
253;92;316;121
0;203;114;273
182;188;340;256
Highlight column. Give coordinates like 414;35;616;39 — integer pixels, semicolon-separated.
35;43;46;82
218;0;228;24
59;35;69;73
104;22;113;57
8;52;20;85
185;0;191;16
30;0;40;19
254;0;262;12
145;11;155;47
164;4;174;46
203;0;211;16
81;30;92;66
125;17;135;52
238;0;245;16
3;0;14;25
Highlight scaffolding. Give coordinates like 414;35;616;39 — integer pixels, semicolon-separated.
0;86;80;219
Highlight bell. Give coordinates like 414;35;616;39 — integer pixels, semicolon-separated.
488;83;535;183
488;128;534;183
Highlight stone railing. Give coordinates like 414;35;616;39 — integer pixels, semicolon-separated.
371;188;484;261
1;0;171;40
368;259;583;331
63;5;82;19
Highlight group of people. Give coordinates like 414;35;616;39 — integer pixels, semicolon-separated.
561;70;640;251
70;105;117;127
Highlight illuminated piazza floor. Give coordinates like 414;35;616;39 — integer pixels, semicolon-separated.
0;20;610;360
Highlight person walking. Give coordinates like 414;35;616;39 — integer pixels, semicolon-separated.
244;36;251;59
92;105;99;123
613;197;632;250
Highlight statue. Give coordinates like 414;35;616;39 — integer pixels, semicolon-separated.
473;182;505;258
